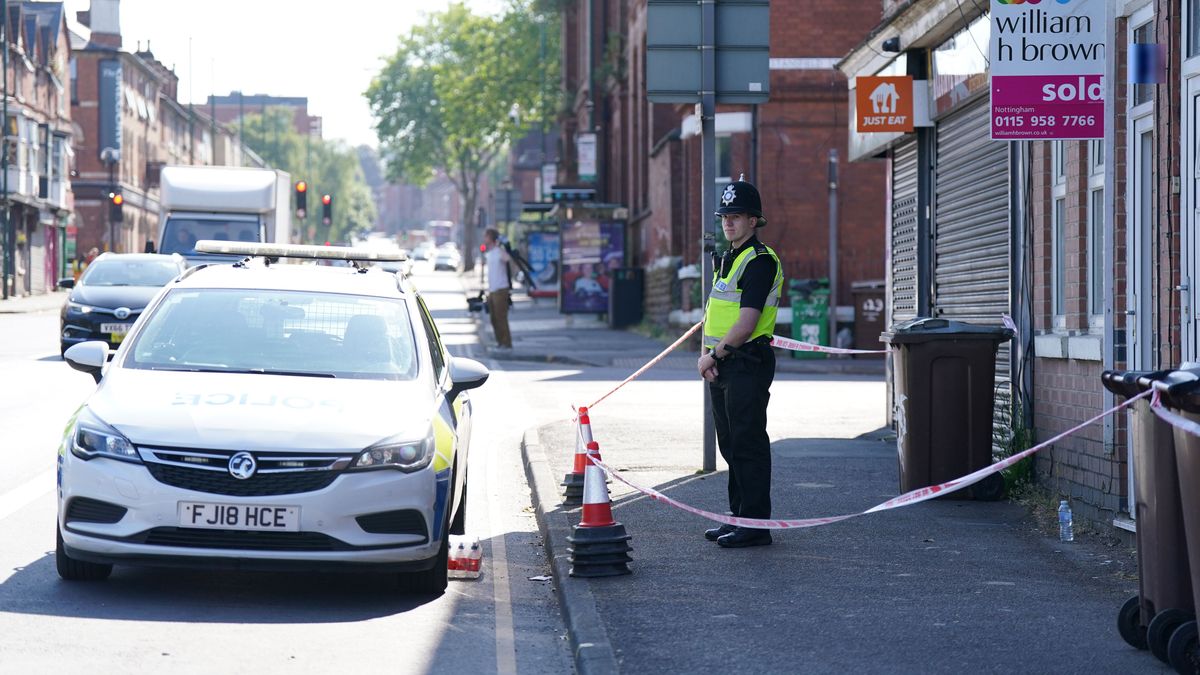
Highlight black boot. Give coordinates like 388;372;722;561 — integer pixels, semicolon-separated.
716;527;772;548
704;524;736;542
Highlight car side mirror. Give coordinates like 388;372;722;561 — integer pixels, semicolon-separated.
64;341;109;384
57;278;75;289
446;356;489;400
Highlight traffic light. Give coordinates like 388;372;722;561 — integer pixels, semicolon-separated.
321;194;332;226
295;181;308;218
108;192;124;222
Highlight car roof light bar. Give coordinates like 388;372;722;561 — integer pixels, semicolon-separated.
194;240;408;262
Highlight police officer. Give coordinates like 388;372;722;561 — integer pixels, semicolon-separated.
697;179;783;548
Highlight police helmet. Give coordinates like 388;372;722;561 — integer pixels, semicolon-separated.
714;180;766;227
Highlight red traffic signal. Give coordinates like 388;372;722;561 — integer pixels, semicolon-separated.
479;244;486;253
321;194;332;226
295;180;307;193
321;194;332;206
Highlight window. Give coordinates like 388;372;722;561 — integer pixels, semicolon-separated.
1135;21;1156;105
1051;142;1067;324
1191;0;1200;58
416;297;446;381
1086;141;1105;322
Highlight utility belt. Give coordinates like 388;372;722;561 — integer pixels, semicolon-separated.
711;335;773;363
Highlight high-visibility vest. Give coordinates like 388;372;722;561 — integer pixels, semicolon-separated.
703;240;782;350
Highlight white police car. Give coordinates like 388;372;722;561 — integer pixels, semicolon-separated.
57;242;488;594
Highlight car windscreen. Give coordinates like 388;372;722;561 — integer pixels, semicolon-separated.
159;217;261;256
80;259;182;287
124;288;419;380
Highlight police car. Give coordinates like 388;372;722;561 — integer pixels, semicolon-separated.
56;241;488;594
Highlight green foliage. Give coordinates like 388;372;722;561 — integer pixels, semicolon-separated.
239;107;376;244
997;396;1035;492
366;1;559;258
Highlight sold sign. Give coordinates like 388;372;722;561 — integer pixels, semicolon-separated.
988;0;1106;140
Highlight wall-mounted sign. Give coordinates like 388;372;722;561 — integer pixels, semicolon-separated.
576;133;596;183
989;0;1106;140
855;75;914;133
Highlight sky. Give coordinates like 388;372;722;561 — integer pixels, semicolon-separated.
64;0;507;148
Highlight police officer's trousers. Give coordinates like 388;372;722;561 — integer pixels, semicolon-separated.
707;341;775;520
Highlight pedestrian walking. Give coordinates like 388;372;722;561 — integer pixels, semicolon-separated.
483;228;513;350
697;179;783;548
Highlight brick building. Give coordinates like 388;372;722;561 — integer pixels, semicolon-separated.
70;0;240;257
557;0;887;328
837;0;1186;540
0;1;73;298
206;92;322;139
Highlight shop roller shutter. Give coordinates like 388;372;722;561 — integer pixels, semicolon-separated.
891;139;919;325
933;99;1013;456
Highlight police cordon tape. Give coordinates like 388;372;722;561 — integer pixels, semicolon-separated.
1150;389;1200;436
582;388;1153;530
585;322;884;411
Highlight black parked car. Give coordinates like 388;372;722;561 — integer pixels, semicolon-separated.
58;253;187;356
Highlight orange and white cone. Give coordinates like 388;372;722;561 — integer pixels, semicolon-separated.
567;440;632;577
561;406;592;504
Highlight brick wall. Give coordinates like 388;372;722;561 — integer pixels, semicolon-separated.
644;264;679;330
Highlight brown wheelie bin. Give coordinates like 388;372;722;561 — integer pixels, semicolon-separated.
1101;370;1195;670
882;318;1013;501
1157;368;1200;674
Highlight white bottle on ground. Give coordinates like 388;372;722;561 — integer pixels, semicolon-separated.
449;541;467;579
464;539;483;579
1058;500;1074;542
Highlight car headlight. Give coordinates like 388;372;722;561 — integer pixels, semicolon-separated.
71;408;140;463
66;301;97;315
350;434;435;473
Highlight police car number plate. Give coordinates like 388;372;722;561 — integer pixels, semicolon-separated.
179;502;300;531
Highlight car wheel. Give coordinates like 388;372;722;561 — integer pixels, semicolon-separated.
397;523;449;595
56;526;112;581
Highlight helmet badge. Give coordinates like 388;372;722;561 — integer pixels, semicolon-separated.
721;184;736;206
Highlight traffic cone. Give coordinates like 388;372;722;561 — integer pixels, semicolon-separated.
561;406;592;504
567;440;632;577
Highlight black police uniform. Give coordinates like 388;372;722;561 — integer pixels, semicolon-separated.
705;180;780;548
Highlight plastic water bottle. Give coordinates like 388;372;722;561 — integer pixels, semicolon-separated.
1058;500;1074;542
448;541;467;579
463;539;483;579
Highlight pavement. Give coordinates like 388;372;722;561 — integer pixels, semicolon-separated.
0;290;67;314
459;276;1162;675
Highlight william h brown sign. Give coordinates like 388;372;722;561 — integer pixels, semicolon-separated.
855;76;914;133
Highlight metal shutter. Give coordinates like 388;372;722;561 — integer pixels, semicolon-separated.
933;99;1013;455
890;139;919;325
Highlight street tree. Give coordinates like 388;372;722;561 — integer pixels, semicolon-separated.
240;107;377;244
366;1;557;268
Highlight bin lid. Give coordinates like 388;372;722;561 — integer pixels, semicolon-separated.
1100;369;1170;398
1156;366;1200;412
880;317;1015;345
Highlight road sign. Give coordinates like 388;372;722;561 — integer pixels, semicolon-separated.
493;188;522;223
646;0;770;104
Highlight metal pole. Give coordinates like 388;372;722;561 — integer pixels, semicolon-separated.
107;161;115;252
700;0;717;472
828;149;839;349
1;0;9;299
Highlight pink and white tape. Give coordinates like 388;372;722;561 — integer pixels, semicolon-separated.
1149;389;1200;437
768;334;887;356
587;389;1152;530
